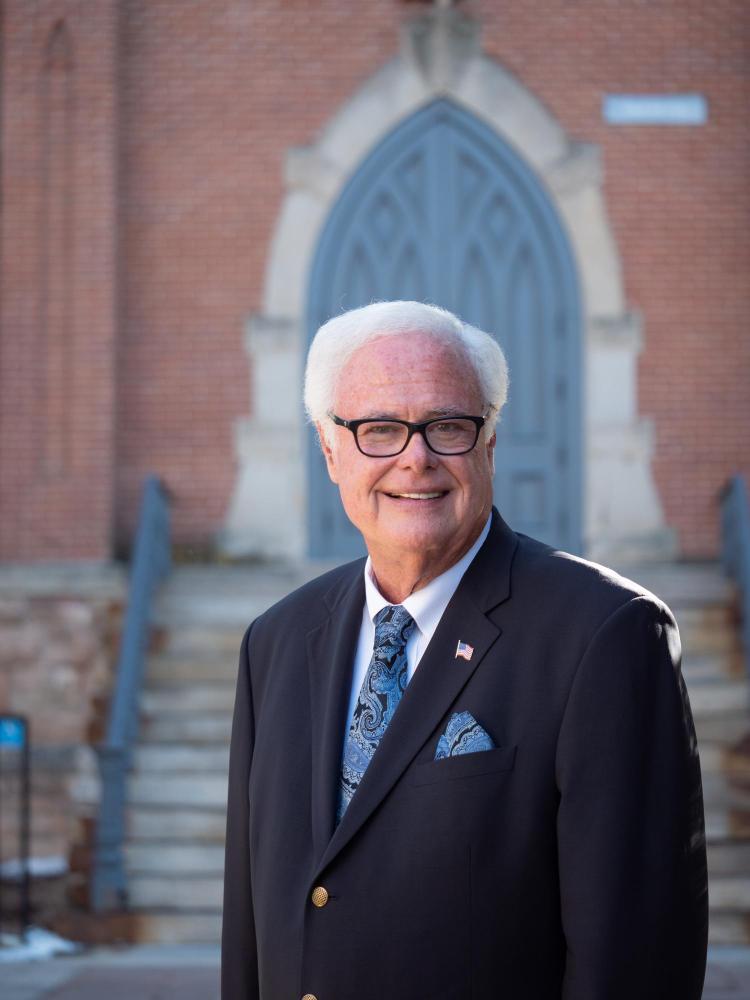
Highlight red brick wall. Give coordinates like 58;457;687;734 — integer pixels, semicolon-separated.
476;0;750;555
114;0;405;554
2;0;748;559
0;0;119;560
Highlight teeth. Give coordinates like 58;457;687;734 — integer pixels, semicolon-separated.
390;492;443;499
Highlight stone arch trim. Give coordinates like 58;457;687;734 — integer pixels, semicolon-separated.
222;7;673;563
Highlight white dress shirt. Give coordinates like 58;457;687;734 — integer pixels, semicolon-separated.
344;515;492;730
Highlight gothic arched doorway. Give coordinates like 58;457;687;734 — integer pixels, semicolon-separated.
307;99;582;559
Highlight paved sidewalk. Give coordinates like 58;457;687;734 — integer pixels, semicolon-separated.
1;944;748;999
1;944;219;1000
704;948;750;999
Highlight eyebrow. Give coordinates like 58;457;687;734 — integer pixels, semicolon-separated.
357;406;469;421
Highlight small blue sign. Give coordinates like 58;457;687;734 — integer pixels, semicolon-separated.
603;94;708;126
0;716;27;747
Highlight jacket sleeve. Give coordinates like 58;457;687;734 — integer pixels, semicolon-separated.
555;595;708;1000
221;623;259;1000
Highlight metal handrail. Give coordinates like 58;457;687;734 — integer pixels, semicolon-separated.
719;474;750;678
91;476;171;910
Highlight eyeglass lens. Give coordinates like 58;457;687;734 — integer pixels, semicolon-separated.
357;418;479;456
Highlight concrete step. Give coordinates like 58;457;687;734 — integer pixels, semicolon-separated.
701;745;729;774
701;744;750;782
675;604;736;626
128;874;223;910
128;773;227;809
683;652;746;683
686;679;749;718
724;734;750;779
130;911;223;944
613;562;734;607
702;773;750;811
708;912;750;946
697;715;750;747
128;807;226;842
133;744;229;773
678;621;742;656
159;626;250;657
709;877;750;911
139;714;232;743
152;564;336;629
141;684;236;715
707;881;750;948
146;653;239;685
708;842;750;877
705;809;750;842
127;843;224;876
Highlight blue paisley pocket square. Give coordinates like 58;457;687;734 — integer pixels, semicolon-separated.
435;711;495;760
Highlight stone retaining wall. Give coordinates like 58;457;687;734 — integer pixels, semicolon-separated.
0;566;125;923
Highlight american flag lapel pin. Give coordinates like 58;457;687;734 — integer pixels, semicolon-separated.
455;640;474;662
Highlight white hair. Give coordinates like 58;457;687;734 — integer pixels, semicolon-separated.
304;301;509;443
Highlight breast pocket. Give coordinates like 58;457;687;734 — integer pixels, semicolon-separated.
410;745;517;786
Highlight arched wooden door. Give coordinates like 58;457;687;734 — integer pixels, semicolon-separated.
307;99;582;559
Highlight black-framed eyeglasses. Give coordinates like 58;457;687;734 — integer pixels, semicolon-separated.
327;411;487;457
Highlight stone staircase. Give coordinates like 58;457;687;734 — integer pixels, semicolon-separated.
627;561;750;947
123;562;327;943
121;561;750;944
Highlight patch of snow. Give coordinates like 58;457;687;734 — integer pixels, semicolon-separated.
0;854;68;880
0;926;82;963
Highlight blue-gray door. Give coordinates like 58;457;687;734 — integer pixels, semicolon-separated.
307;99;582;559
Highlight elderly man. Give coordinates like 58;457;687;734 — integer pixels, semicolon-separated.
222;301;707;1000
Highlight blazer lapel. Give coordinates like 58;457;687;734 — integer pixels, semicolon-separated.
307;564;366;866
314;509;518;877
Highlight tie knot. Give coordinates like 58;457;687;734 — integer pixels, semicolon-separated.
373;604;416;648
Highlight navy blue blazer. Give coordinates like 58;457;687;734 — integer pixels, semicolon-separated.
222;510;707;1000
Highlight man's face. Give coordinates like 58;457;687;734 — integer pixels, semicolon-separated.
318;331;496;571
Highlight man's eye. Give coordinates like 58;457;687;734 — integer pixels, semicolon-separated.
361;423;400;438
433;421;462;434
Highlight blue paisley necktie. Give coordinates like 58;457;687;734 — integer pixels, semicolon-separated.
337;604;416;823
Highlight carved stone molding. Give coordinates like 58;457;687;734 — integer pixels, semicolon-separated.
222;10;671;563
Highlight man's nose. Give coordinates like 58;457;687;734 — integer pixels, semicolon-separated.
396;429;439;470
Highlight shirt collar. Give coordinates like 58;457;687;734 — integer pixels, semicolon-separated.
363;515;492;636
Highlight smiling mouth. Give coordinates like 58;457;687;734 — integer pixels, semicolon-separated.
385;492;447;500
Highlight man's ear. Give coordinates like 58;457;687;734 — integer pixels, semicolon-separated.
316;422;339;484
486;431;496;476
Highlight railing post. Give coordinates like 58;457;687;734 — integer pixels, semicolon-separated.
91;746;129;910
719;474;750;682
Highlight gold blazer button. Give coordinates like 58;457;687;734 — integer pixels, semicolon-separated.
302;994;318;1000
311;886;329;908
